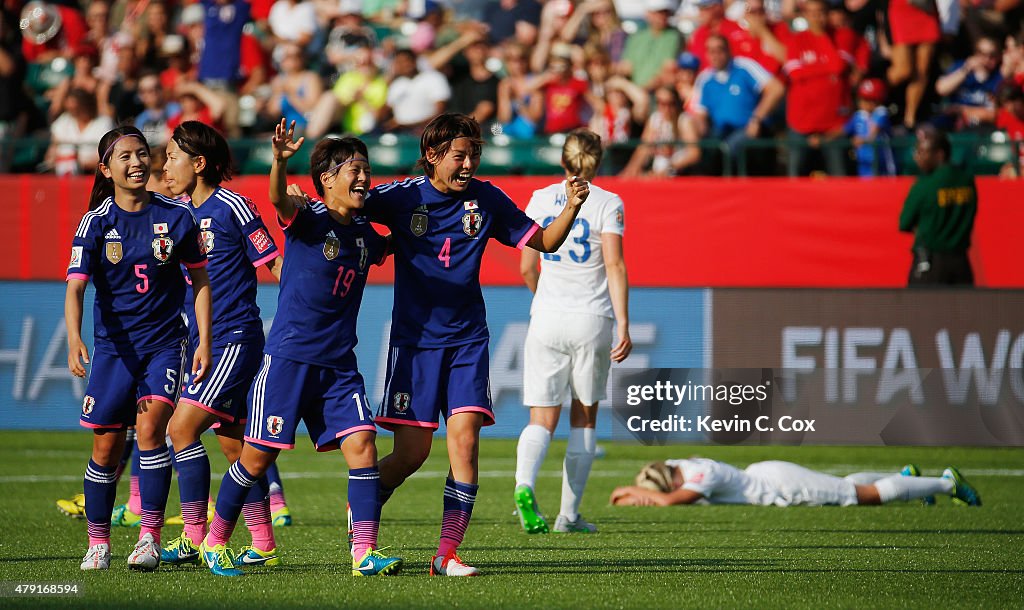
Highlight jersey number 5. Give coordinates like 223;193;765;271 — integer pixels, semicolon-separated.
135;264;149;294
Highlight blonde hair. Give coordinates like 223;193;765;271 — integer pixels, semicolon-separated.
561;128;603;182
635;461;674;493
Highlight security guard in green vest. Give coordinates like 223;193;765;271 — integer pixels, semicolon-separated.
899;126;977;286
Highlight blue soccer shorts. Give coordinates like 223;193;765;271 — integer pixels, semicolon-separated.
79;341;188;429
178;341;263;425
374;339;495;431
244;354;376;451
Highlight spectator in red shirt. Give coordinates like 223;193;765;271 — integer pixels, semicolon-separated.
19;1;88;64
688;0;784;74
530;44;589;135
995;82;1024;178
781;0;860;176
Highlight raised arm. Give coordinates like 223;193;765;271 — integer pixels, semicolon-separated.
525;177;590;252
269;118;307;222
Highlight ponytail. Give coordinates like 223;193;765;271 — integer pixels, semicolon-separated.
561;128;603;182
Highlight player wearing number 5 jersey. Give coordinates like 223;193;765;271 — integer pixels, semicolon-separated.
66;126;212;572
514;129;631;535
200;120;402;578
365;113;590;576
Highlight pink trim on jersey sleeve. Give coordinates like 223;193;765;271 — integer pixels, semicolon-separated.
516;223;541;250
251;251;280;268
178;397;234;421
277;209;298;230
138;395;176;408
245;436;295;450
374;416;440;431
79;420;125;430
66;273;90;282
449;406;496;426
183;259;208;270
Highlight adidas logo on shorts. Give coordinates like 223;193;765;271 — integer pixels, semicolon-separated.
105;228;121;240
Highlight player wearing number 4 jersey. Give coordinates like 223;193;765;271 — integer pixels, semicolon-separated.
159;121;284;570
514;129;631;535
201;120;401;578
66;126;212;571
364;113;590;576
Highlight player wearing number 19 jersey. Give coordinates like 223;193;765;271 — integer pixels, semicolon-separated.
364;113;591;576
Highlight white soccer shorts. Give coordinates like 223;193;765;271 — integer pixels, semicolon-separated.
523;311;614;407
745;461;859;507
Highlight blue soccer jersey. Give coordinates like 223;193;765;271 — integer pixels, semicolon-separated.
183;186;280;348
264;201;388;368
67;193;207;353
364;176;538;348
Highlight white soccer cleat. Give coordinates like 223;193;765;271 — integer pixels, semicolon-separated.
553;514;597;533
127;533;160;571
430;550;480;576
80;543;111;570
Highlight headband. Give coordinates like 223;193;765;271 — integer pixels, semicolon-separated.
324;155;369;176
101;134;148;164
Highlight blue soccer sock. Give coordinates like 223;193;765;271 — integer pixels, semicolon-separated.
171;440;211;545
114;429;136;482
84;459;118;547
208;461;259;547
349;466;381;559
266;462;288;513
138;446;172;543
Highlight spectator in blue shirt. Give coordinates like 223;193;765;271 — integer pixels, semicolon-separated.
845;78;897;177
197;0;248;137
688;34;783;172
935;36;1003;131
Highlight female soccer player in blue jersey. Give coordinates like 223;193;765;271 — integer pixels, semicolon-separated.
366;113;590;576
66;125;212;571
199;120;402;577
157;121;286;569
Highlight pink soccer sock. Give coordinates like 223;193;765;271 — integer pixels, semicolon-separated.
269;487;287;514
129;475;142;514
181;500;208;546
88;522;110;549
206;513;237;548
242;499;276;552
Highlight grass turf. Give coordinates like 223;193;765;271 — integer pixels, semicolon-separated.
0;431;1022;609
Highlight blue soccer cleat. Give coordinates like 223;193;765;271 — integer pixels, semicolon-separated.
943;467;982;506
199;539;244;577
352;548;403;576
272;506;292;527
233;546;281;567
901;464;935;505
160;533;201;566
111;503;141;527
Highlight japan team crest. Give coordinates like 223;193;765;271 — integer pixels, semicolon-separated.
105;242;123;264
462;211;483;237
267;415;284;437
152;236;175;263
201;230;215;254
410;213;428;237
82;395;95;415
356;237;368;271
324;231;340;260
393;392;411;413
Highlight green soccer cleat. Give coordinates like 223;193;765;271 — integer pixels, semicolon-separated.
272;506;292;527
233;546;281;567
901;464;936;505
943;467;982;506
514;484;549;534
57;493;87;518
352;548;403;576
200;539;244;577
160;533;201;566
111;503;141;527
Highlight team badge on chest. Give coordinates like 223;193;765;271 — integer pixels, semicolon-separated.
462;211;483;237
201;230;215;254
324;230;340;260
410;213;428;237
356;237;368;271
152;236;175;263
105;242;123;264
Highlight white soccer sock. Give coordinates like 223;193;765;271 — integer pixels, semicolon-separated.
873;475;954;503
844;472;897;485
515;424;552;489
560;427;596;521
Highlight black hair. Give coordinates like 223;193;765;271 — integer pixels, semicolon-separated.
88;125;150;211
416;113;483;178
917;124;952;160
310;136;370;197
170;120;234;186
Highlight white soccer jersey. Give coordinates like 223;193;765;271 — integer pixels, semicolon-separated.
666;459;858;506
665;458;769;505
524;181;625;319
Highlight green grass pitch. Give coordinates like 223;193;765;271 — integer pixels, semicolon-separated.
0;431;1022;609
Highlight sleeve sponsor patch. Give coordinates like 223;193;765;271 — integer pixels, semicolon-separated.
249;228;273;254
68;246;83;269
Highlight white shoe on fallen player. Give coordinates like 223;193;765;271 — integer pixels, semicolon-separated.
430;549;480;576
553;514;597;533
80;543;111;570
127;533;160;571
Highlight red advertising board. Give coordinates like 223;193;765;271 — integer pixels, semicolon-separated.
4;176;1023;287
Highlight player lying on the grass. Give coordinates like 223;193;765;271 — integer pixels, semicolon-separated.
363;113;589;576
199;121;401;578
159;121;284;569
514;129;631;535
611;459;981;507
67;125;212;571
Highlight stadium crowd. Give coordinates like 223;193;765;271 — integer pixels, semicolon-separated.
2;0;1023;176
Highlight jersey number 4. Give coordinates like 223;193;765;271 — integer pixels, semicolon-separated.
540;217;590;263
